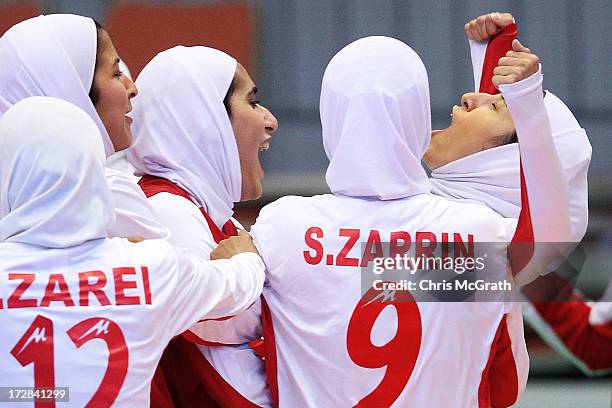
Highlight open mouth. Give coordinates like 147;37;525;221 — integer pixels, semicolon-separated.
259;138;271;152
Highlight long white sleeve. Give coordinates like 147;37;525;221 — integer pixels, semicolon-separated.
501;69;572;285
168;251;265;336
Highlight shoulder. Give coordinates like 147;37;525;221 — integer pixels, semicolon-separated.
147;192;216;256
149;191;197;212
106;237;181;266
435;196;507;239
258;194;332;220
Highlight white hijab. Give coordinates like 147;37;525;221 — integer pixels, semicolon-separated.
128;46;241;228
430;92;591;241
321;36;431;199
0;97;114;248
0;14;114;157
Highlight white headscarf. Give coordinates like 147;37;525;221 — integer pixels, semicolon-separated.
128;46;241;228
430;92;591;241
0;97;114;248
0;14;114;156
321;36;431;199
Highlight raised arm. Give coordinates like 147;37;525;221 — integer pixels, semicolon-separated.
494;41;572;284
467;14;572;283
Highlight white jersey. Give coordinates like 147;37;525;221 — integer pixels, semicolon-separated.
250;193;516;407
0;238;264;407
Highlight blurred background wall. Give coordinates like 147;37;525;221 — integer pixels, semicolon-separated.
1;1;611;404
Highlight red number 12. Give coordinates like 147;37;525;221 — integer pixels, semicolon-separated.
11;315;128;408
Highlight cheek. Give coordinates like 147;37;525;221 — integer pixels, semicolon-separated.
96;80;125;117
233;111;263;155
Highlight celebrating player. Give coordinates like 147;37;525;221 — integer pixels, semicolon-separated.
127;46;278;406
0;14;166;239
0;96;266;406
445;12;611;377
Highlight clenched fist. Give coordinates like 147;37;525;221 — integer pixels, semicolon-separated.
465;12;514;42
210;230;260;260
492;39;540;89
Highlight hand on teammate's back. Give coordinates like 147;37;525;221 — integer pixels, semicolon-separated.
210;230;260;260
464;12;514;41
492;39;539;88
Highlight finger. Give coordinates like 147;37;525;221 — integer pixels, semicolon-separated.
505;50;535;58
210;250;221;260
493;65;522;76
238;230;252;241
126;235;145;243
512;39;531;53
497;56;531;67
492;72;522;86
491;12;514;27
492;75;518;89
465;20;480;41
485;14;500;36
475;16;489;40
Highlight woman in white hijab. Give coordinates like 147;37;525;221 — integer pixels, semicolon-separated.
425;9;607;384
0;96;266;407
437;12;611;378
0;14;166;239
127;46;278;407
425;14;591;244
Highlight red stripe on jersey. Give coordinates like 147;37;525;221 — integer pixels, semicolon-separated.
533;299;612;371
150;364;176;408
508;163;535;274
139;175;238;243
248;338;265;359
152;340;219;408
180;331;232;347
261;296;279;406
158;337;259;408
478;314;519;408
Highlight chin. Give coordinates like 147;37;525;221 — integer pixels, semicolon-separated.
111;129;132;152
240;181;263;202
422;150;435;170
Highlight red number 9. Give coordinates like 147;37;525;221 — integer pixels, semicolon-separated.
347;285;422;407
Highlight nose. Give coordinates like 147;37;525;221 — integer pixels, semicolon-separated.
263;107;279;134
122;75;138;99
460;92;496;111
